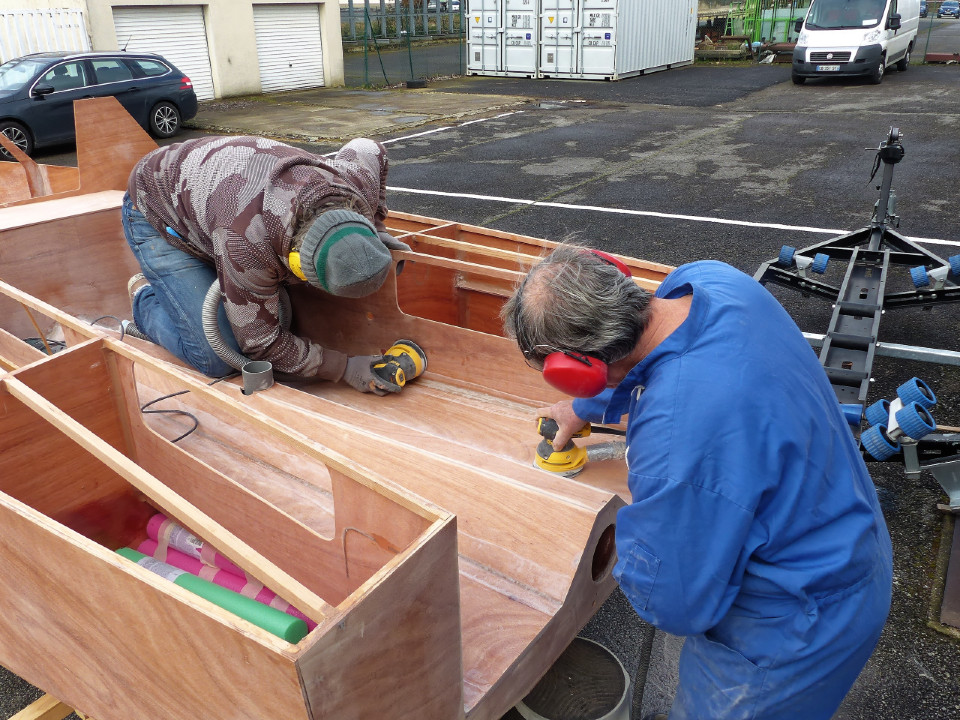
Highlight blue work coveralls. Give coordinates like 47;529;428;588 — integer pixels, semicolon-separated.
573;261;893;720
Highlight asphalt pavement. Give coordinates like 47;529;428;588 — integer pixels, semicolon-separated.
7;22;960;719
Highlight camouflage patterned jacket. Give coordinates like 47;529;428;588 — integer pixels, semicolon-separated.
129;135;389;379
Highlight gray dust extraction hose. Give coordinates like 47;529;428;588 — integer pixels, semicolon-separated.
202;280;291;371
585;441;627;463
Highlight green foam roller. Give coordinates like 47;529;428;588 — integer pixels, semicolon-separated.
116;548;309;643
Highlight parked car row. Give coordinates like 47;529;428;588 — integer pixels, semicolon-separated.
0;50;197;157
938;0;960;18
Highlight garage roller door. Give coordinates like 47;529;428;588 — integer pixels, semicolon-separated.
253;4;324;93
113;6;215;100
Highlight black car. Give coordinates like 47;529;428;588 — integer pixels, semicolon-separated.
939;0;960;17
0;51;198;156
920;1;927;17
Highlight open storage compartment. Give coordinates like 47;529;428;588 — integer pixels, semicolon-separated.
0;338;462;720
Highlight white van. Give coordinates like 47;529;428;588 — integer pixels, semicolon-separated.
791;0;920;84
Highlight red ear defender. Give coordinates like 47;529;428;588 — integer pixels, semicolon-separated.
590;249;632;277
542;351;609;398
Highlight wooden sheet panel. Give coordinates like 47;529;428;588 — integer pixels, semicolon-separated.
298;519;463;720
0;200;137;323
0;164;32;205
7;341;130;453
0;391;151;548
73;97;157;196
0;327;45;369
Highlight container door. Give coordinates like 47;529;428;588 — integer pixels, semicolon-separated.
468;0;502;73
579;0;616;76
503;0;537;74
540;0;577;75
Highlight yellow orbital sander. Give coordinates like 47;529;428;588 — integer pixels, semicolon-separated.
535;418;592;477
534;417;627;478
372;339;428;389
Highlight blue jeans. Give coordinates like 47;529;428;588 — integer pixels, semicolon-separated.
122;193;240;378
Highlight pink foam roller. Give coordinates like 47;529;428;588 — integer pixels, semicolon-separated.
146;513;246;577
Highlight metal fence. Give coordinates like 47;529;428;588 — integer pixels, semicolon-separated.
341;0;463;43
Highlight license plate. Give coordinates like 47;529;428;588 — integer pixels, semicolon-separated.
816;64;841;71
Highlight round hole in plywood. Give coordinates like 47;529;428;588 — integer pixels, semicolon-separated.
591;524;616;582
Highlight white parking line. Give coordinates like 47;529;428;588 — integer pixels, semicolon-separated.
387;186;960;248
322;111;526;157
382;111;527;145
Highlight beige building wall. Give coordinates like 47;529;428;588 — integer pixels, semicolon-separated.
83;0;344;97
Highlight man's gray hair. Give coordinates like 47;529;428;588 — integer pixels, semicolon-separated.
502;243;652;368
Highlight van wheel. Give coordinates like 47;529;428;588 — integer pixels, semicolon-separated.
870;57;885;84
792;72;805;85
896;47;911;72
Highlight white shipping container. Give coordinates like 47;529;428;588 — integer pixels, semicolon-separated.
469;0;697;81
468;0;539;77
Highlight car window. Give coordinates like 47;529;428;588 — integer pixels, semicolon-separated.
0;57;52;92
90;58;135;85
126;58;170;77
39;61;88;92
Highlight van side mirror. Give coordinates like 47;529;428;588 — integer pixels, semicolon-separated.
31;84;54;97
794;18;803;33
888;13;901;30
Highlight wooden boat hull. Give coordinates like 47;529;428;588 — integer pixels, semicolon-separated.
0;97;674;720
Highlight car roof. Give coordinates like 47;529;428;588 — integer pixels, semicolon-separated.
16;50;166;62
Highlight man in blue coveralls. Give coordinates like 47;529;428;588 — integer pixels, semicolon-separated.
503;244;893;720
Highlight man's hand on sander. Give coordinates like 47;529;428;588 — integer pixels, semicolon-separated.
535;399;585;449
343;355;402;395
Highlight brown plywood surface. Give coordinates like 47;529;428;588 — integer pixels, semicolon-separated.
0;122;658;716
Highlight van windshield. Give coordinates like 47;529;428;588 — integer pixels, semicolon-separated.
805;0;887;29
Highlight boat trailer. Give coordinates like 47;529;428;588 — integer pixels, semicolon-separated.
754;127;960;510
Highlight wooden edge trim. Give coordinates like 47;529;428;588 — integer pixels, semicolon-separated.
0;374;335;624
8;694;74;720
388;221;457;240
0;279;98;338
398;233;541;267
0;189;123;231
388;211;557;248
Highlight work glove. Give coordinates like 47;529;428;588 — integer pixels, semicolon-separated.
378;231;411;252
378;231;410;276
342;355;402;396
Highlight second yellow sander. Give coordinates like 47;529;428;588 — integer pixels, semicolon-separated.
372;339;428;389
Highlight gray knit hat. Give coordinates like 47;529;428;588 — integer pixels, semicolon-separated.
297;209;392;297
